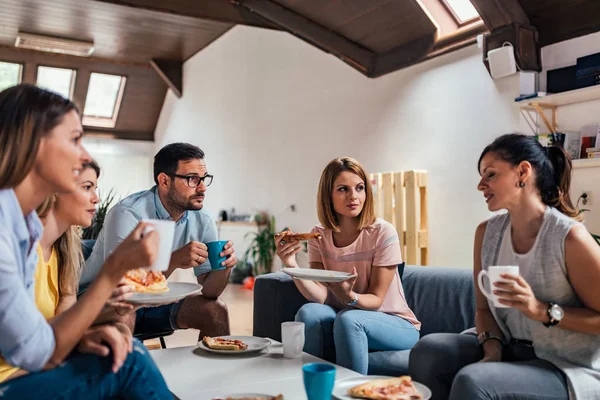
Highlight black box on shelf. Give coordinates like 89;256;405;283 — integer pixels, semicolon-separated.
547;65;577;93
576;52;600;89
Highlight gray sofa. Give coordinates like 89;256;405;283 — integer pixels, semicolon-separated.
253;265;476;375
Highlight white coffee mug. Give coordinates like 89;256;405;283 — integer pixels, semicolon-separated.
477;265;520;308
281;322;305;359
142;219;175;271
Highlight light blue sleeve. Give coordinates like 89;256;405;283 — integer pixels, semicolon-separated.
193;219;218;276
80;206;140;290
0;235;55;371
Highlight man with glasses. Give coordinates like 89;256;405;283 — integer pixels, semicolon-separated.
80;143;237;339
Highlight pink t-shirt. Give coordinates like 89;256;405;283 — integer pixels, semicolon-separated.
308;219;420;330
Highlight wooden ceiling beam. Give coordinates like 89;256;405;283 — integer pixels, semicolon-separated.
239;0;375;76
150;59;183;98
469;0;529;31
84;129;155;141
371;33;436;78
93;0;276;28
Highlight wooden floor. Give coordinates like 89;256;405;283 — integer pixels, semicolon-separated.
146;283;254;349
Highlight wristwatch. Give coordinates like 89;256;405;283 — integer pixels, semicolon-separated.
477;331;503;346
543;303;564;327
346;293;359;306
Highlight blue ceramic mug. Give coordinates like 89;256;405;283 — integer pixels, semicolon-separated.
302;363;336;400
206;240;228;271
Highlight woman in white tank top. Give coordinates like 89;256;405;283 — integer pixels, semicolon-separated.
409;133;600;400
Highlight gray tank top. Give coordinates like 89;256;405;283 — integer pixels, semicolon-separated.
482;207;600;399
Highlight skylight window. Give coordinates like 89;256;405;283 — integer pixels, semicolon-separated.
440;0;480;25
0;61;22;91
82;72;126;128
36;66;76;99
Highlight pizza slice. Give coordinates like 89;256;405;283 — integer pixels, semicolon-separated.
123;268;169;293
213;395;283;400
348;376;423;400
203;336;249;351
276;231;322;244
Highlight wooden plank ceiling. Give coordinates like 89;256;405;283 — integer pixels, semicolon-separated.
1;0;599;141
518;0;600;46
0;0;234;65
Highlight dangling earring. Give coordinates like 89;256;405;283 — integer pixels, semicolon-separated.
519;182;526;188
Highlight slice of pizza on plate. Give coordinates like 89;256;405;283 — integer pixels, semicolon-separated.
124;268;169;293
348;376;423;400
203;336;249;351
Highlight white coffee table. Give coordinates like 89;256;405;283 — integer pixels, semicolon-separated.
151;339;362;399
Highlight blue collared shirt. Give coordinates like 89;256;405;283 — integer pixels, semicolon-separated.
0;189;55;371
80;186;218;290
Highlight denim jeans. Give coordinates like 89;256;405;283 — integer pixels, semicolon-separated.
295;303;419;375
408;333;568;400
0;339;172;400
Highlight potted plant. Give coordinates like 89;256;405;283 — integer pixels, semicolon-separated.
244;215;278;281
82;189;117;240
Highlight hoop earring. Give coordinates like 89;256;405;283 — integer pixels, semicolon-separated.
519;182;526;188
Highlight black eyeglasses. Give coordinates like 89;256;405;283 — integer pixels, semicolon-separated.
169;174;213;188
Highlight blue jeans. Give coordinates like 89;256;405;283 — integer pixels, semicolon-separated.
0;339;172;400
135;301;183;334
295;303;419;375
408;333;568;400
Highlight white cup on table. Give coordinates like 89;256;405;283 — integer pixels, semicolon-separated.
477;265;520;308
141;219;175;271
282;321;305;359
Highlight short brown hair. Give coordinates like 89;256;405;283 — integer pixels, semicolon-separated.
317;157;376;232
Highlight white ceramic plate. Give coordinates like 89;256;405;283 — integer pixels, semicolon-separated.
126;282;202;305
282;268;357;283
213;393;280;400
333;376;432;400
197;336;271;355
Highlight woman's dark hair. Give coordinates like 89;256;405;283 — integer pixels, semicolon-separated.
153;142;205;184
83;159;101;178
478;133;580;220
0;84;79;189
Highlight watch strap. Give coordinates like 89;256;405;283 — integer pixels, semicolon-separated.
346;293;358;306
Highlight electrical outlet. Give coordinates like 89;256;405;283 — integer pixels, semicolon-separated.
582;191;593;207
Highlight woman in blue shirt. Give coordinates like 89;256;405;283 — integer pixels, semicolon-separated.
0;84;172;399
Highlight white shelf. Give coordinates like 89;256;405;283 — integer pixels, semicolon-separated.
573;158;600;169
517;85;600;107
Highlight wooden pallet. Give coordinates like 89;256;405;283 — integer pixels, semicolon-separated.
370;170;428;265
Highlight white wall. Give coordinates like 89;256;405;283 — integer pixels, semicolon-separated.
83;137;153;202
538;31;600;234
154;25;523;269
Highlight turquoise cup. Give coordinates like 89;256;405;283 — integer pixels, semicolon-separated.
302;363;336;400
206;240;228;271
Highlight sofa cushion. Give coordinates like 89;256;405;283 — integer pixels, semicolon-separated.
402;266;475;337
82;239;95;261
368;350;411;376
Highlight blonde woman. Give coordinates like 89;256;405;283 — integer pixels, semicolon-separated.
275;157;420;374
0;84;171;399
33;161;100;319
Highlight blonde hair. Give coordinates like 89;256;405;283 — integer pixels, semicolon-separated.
317;157;376;232
37;196;83;297
0;84;78;189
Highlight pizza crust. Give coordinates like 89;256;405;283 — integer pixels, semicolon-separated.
203;336;248;351
276;231;322;243
124;269;169;293
348;376;422;400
